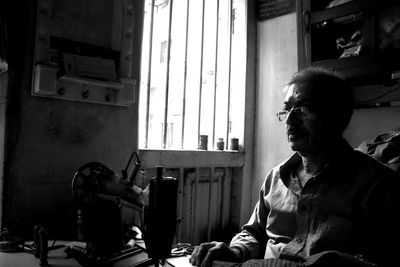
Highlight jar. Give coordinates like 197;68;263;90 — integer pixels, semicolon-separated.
230;138;239;150
216;138;224;150
198;135;208;150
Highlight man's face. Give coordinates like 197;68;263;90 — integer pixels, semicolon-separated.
283;83;331;155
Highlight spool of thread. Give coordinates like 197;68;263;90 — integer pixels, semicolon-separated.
216;138;224;150
230;138;239;151
198;135;208;150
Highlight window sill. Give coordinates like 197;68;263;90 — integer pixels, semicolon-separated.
139;149;245;168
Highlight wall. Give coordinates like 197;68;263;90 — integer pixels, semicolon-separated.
252;13;297;206
345;108;400;147
345;84;400;146
2;0;144;239
0;72;7;226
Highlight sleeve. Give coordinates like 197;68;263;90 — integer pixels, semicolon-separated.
304;251;378;267
229;171;273;261
362;169;400;267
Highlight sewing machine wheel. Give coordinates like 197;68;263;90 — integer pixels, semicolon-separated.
72;162;113;202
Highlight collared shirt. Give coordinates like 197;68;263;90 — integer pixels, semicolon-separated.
230;140;399;266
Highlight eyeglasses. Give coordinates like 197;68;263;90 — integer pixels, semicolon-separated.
276;106;312;122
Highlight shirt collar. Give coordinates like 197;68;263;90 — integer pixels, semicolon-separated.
279;139;354;189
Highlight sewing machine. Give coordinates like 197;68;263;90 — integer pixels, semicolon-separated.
69;151;178;267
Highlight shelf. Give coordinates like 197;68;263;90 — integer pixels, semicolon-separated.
32;64;136;106
310;54;375;69
311;0;372;23
58;75;124;90
297;0;400;85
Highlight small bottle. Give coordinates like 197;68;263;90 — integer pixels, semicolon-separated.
216;138;224;150
230;138;239;150
198;135;208;150
39;227;48;266
34;224;42;258
76;209;85;241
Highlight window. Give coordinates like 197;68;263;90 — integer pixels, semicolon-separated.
139;0;246;150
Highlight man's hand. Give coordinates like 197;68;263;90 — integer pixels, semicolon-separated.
189;241;240;267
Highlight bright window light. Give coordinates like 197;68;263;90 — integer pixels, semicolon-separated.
139;0;245;150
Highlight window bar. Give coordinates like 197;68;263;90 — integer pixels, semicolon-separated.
182;169;191;242
162;0;174;149
144;0;155;148
177;167;184;242
197;0;206;146
212;0;220;150
207;167;214;241
191;168;200;244
219;167;228;229
224;167;232;229
225;0;233;149
216;168;222;231
181;0;190;149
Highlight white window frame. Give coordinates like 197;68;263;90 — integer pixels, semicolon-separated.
139;0;248;151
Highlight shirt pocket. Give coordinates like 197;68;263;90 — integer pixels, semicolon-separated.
309;213;357;253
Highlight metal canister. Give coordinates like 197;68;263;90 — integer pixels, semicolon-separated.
198;135;208;150
230;138;239;150
216;138;224;150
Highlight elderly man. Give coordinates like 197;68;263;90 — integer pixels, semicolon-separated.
189;66;398;267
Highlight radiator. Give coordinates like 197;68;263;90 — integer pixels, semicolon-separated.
132;166;234;246
176;167;232;245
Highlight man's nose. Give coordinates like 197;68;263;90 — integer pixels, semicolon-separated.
285;109;299;124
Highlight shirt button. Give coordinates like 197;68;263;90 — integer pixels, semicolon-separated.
296;238;302;243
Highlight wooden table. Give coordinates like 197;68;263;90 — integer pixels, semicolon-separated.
0;240;193;267
0;241;80;267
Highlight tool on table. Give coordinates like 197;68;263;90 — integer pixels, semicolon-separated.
33;224;43;258
170;243;194;257
0;228;23;253
39;227;48;266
